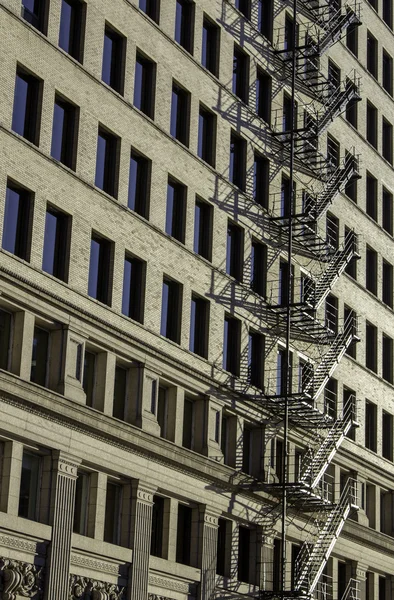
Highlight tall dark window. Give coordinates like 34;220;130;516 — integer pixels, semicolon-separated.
366;173;378;221
346;12;358;56
0;309;12;371
42;206;70;281
226;221;244;281
18;451;41;520
151;496;165;556
134;52;156;119
88;234;112;305
345;306;357;358
229;132;246;191
73;471;90;534
2;183;32;261
194;198;212;261
251;239;267;296
232;45;249;103
327;135;340;168
238;527;252;583
198;106;216;167
344;226;357;279
30;326;49;386
248;330;264;389
366;246;378;295
51;96;78;169
256;69;272;123
176;504;192;565
235;0;251;18
140;0;160;23
102;25;125;94
258;0;274;41
166;179;186;243
12;68;41;145
325;294;338;334
104;482;122;544
366;322;378;373
382;412;393;461
366;102;378;148
383;50;393;96
122;254;145;323
326;213;339;249
346;79;358;129
279;260;294;306
128;150;150;218
182;397;195;449
95;127;119;197
157;386;168;438
367;31;378;78
170;83;190;147
254;153;269;208
22;0;47;33
113;365;127;420
383;187;393;235
58;0;85;62
365;400;377;451
201;16;219;76
383;118;393;164
161;278;182;343
383;0;393;28
223;315;241;376
216;519;229;576
175;0;194;54
83;351;96;406
383;334;393;384
190;294;209;358
328;59;341;90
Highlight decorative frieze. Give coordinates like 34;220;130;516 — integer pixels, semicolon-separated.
148;595;176;600
69;574;125;600
0;558;44;599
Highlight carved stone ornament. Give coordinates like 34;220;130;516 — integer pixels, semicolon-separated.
148;595;176;600
69;574;125;600
0;558;44;600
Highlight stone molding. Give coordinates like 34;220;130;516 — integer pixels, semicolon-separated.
0;558;44;599
0;534;38;554
148;575;194;594
148;595;176;600
70;554;121;576
69;574;125;600
132;481;157;505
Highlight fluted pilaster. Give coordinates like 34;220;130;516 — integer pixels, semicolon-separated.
198;507;220;600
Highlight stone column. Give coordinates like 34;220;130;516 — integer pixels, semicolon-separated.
355;562;368;600
128;481;157;600
197;507;220;600
44;451;81;600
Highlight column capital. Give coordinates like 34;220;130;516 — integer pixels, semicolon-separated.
199;505;222;528
52;450;82;479
131;480;157;505
355;562;369;580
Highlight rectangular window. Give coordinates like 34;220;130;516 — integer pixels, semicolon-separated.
18;451;41;520
95;127;119;197
134;52;156;119
216;518;229;576
226;221;244;281
166;179;186;243
139;0;160;23
104;481;122;544
232;45;249;104
346;79;358;129
326;212;339;249
383;260;393;308
128;150;150;218
201;16;219;76
22;0;47;32
151;496;165;556
382;411;393;461
383;50;393;96
383;187;393;235
88;233;112;305
73;471;90;534
30;326;48;386
325;294;338;334
327;134;340;168
279;260;294;306
230;132;246;191
346;13;358;56
383;0;393;27
328;59;341;90
367;31;378;78
383;118;393;164
2;183;32;261
251;239;267;296
367;101;378;148
170;83;190;146
242;426;251;474
258;0;274;41
58;0;85;62
254;153;269;208
194;198;212;261
175;0;194;54
190;294;209;358
223;315;241;376
198;105;216;167
344;226;357;280
42;205;70;281
102;25;125;94
238;527;252;583
366;322;378;373
182;397;195;449
51;96;78;169
113;365;127;420
235;0;251;18
176;504;192;565
161;278;182;343
365;400;377;452
0;309;12;371
344;305;357;359
248;330;264;389
366;245;378;295
383;334;393;384
256;69;272;123
366;173;378;221
122;254;145;323
83;350;96;407
12;67;41;145
157;386;168;438
277;347;293;395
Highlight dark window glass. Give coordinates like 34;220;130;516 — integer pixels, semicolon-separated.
73;472;89;534
104;482;121;544
383;118;393;164
366;173;378;221
242;426;251;473
229;132;246;191
0;310;12;371
256;69;271;123
367;101;378;148
88;234;112;305
198;106;216;167
12;68;41;145
365;400;377;451
157;386;168;438
346;79;358;129
202;16;219;76
175;0;194;53
51;96;78;169
325;294;338;334
190;294;209;358
326;213;339;249
346;12;358;56
194;198;212;261
258;0;274;41
327;135;340;168
2;184;32;260
254;153;269;207
22;0;46;32
251;239;267;296
344;226;357;280
151;496;165;556
166;179;186;243
328;59;341;90
238;527;251;583
235;0;251;17
128;151;150;218
182;397;194;449
232;45;249;103
226;222;244;281
30;326;49;386
383;50;393;96
366;322;378;373
18;452;41;520
248;331;264;389
383;187;393;235
382;411;393;461
102;26;125;94
279;260;294;306
95;128;119;197
134;53;156;119
383;0;393;28
83;350;96;407
367;31;378;78
176;504;192;565
139;0;160;23
383;335;393;384
42;206;69;281
113;365;127;420
366;246;378;295
161;278;182;343
223;315;241;376
122;254;145;323
58;0;85;62
216;518;228;576
170;84;190;146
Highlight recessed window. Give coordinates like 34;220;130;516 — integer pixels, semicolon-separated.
326;213;339;249
251;239;267;296
366;102;378;148
170;83;190;147
238;526;252;583
51;96;78;169
42;205;70;281
248;330;264;389
254;152;269;208
366;245;378;295
166;179;186;243
73;471;90;534
344;226;357;279
157;386;168;438
365;400;377;451
30;326;49;386
229;132;246;191
366;322;378;373
383;187;393;235
151;496;165;557
383;50;393;96
194;198;212;261
367;31;378;79
18;451;41;520
256;69;272;124
12;67;42;145
176;504;192;565
383;0;393;28
366;173;378;221
232;45;249;103
161;278;182;343
223;314;241;376
95;127;119;197
140;0;160;23
58;0;85;62
383;334;393;384
113;364;127;420
88;233;113;305
327;134;340;168
235;0;251;18
198;105;216;167
122;254;145;323
346;79;358;129
277;347;293;395
21;0;47;33
346;12;358;56
190;294;209;358
102;25;126;94
175;0;194;54
226;221;244;282
201;15;220;76
134;52;156;119
328;59;341;90
325;294;338;334
217;518;230;576
104;481;122;545
83;350;96;407
258;0;274;41
383;118;393;164
0;309;12;371
182;396;195;450
344;306;357;359
128;150;150;219
279;260;294;306
382;411;393;460
2;183;32;261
